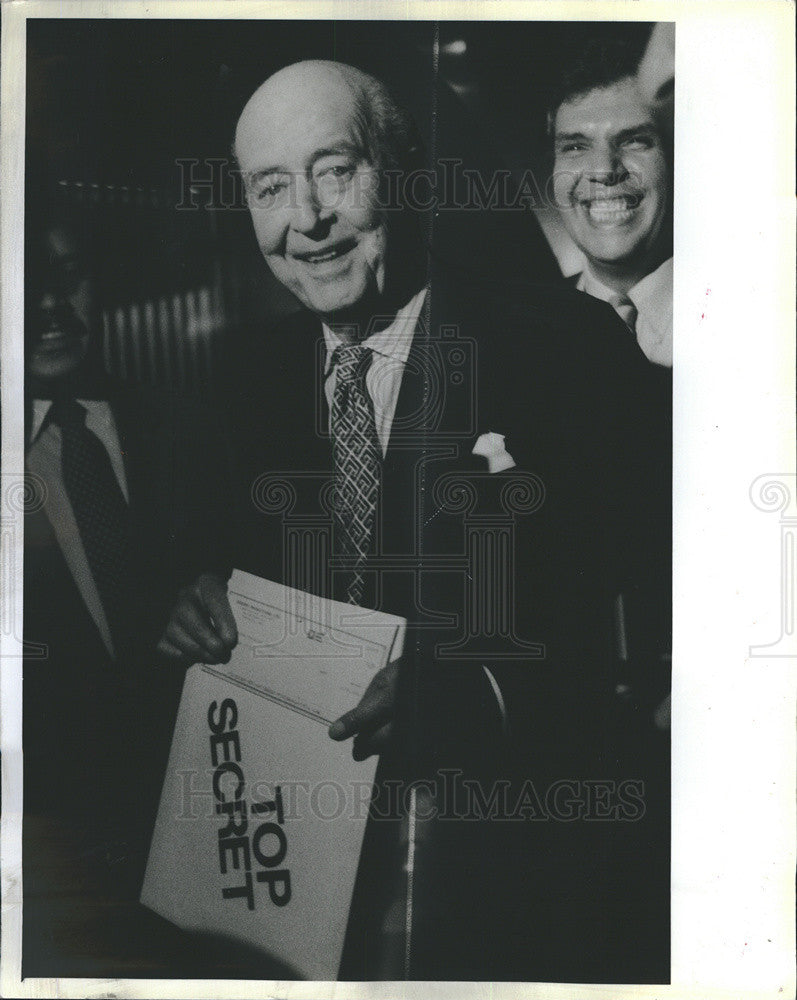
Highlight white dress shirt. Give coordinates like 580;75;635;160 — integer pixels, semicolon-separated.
577;257;673;368
322;287;428;456
26;399;129;656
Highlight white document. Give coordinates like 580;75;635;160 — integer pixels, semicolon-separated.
225;570;405;724
141;571;405;980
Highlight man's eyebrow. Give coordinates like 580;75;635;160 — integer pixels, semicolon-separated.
555;123;660;145
311;142;365;163
244;144;366;184
245;166;290;183
613;123;660;143
554;131;590;144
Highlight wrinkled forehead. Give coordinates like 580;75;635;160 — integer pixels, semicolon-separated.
556;78;657;133
235;66;367;173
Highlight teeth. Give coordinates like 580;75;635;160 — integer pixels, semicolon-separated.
586;197;636;216
304;247;344;262
593;198;627;210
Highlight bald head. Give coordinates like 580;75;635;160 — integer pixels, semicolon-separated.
233;60;423;324
235;60;418;175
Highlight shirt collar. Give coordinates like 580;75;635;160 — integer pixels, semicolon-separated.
322;287;427;376
576;268;621;302
578;258;673;367
577;257;672;313
30;399;53;444
29;398;110;445
628;257;673;317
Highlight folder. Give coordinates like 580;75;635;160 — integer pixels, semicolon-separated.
141;570;405;979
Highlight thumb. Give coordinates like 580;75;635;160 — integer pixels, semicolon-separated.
328;661;397;741
328;708;362;741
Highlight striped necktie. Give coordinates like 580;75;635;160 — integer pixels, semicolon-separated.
50;397;132;654
330;345;381;605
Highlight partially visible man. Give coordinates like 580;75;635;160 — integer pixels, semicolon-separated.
551;35;673;368
22;191;233;975
548;36;673;980
549;34;672;714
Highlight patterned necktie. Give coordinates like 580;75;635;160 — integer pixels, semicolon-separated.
609;293;639;335
330;345;381;605
50;398;132;654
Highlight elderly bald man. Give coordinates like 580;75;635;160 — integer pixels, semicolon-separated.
234;60;424;328
158;60;666;981
159;61;434;757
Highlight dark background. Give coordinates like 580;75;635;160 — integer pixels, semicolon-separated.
27;19;653;391
22;18;666;982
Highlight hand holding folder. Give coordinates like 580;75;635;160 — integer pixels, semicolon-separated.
142;570;406;979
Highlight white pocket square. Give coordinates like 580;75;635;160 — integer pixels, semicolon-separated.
472;431;517;474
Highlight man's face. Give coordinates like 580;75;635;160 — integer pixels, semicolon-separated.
235;66;388;322
553;77;669;276
26;224;93;382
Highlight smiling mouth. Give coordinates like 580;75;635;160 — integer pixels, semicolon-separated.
292;239;357;264
33;322;86;351
35;336;74;353
582;195;642;224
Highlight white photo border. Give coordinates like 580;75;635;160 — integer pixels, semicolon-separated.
2;2;794;998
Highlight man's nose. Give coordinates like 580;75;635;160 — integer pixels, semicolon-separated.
38;288;65;312
585;143;628;186
291;176;334;234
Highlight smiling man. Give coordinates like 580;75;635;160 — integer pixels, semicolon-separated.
548;39;672;984
551;36;673;367
161;60;429;715
26;221;94;383
234;60;424;331
158;58;670;980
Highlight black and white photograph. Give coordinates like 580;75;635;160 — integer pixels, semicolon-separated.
0;3;793;998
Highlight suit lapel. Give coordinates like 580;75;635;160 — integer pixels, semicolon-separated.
378;324;434;562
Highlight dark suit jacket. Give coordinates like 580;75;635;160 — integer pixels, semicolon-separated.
417;271;671;983
23;379;232;847
221;263;671;981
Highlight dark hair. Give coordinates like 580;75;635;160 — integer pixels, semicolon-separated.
546;28;654;134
